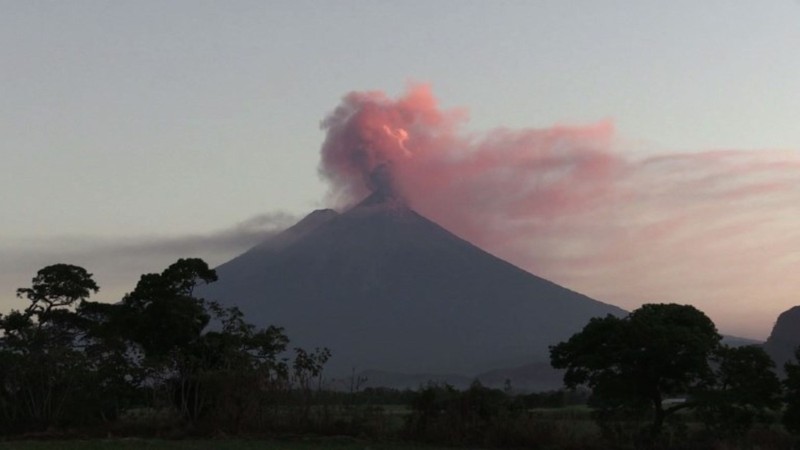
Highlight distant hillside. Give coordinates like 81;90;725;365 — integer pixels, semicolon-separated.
721;335;763;347
764;305;800;373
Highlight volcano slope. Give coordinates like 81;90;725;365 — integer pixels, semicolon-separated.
201;193;626;377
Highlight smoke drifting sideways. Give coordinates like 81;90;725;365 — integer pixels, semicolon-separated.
319;84;800;338
0;212;295;311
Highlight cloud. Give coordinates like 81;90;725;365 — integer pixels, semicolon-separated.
318;85;800;338
0;212;294;309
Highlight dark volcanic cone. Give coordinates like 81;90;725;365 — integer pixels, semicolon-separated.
201;195;625;376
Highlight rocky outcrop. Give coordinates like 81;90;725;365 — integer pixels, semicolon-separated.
763;306;800;372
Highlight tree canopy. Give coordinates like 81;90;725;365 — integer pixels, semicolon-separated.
0;259;328;433
783;347;800;434
550;303;780;440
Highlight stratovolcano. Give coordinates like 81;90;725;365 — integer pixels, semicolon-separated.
201;192;626;377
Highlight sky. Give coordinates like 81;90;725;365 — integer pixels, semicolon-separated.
1;1;799;339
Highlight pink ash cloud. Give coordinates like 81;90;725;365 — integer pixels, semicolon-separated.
319;84;800;339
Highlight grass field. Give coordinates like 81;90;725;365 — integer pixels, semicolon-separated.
0;438;476;450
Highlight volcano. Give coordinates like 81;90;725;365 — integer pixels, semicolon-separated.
202;193;626;377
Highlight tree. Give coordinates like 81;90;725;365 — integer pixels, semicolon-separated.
783;347;800;434
1;258;326;433
16;264;99;317
112;258;302;428
292;346;332;422
13;264;99;345
404;381;520;445
174;302;292;427
120;258;216;359
696;345;781;437
550;303;721;439
0;264;100;430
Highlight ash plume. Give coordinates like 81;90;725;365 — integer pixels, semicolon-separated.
318;84;800;338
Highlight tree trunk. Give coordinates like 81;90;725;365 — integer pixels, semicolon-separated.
651;395;665;440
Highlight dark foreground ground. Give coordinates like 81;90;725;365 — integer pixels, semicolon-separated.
0;438;473;450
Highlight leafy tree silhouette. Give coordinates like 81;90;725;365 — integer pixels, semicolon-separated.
551;303;780;443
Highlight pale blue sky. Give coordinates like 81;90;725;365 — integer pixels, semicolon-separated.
2;1;799;337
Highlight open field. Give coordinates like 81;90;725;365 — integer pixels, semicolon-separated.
0;439;473;450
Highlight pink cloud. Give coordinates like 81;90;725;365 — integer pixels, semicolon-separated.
319;85;800;339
